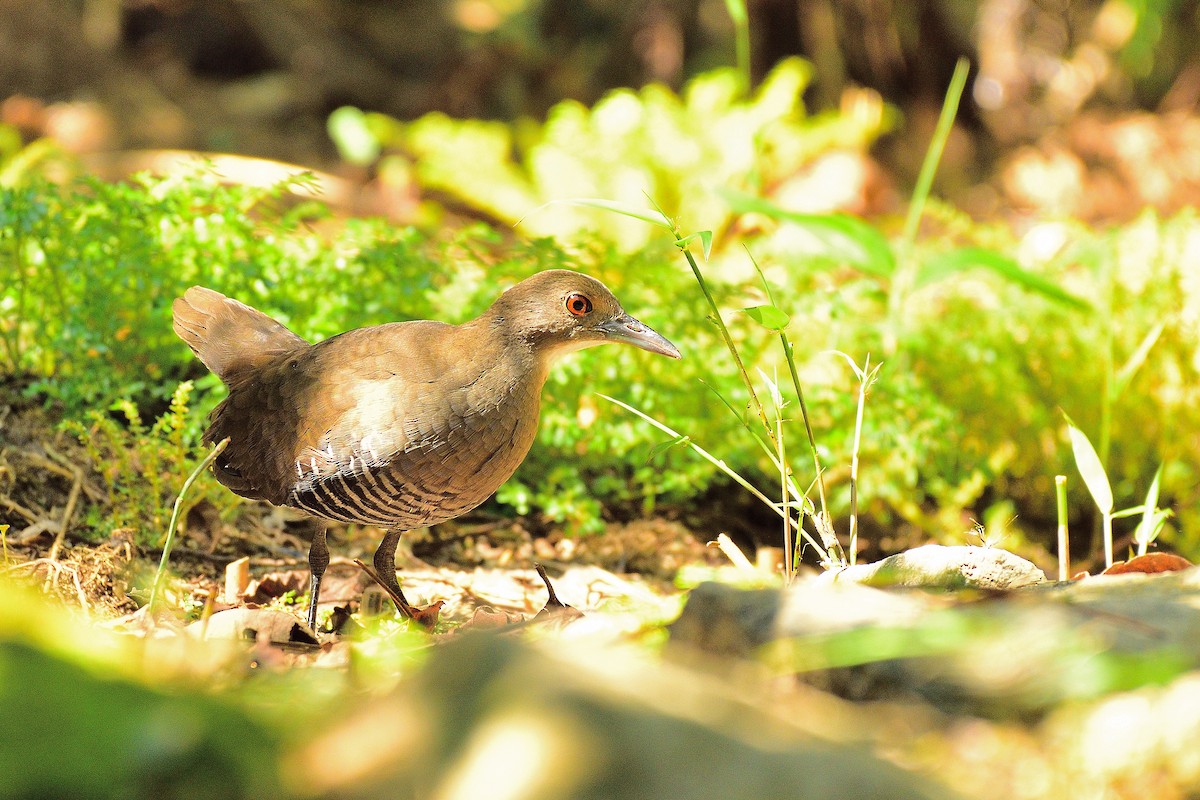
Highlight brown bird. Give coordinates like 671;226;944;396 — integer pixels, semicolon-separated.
172;270;680;628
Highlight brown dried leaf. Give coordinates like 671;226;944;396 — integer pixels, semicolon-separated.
1102;553;1193;575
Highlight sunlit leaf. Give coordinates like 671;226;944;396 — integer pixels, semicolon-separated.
745;247;779;307
519;197;673;230
649;434;690;460
720;188;895;277
1068;423;1113;514
917;247;1090;310
744;304;790;330
1134;463;1165;550
825;349;866;381
756;367;784;409
1114;322;1165;396
327;106;380;166
677;230;713;260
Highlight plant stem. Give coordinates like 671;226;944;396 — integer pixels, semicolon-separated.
777;401;791;581
886;57;970;354
780;334;839;563
1055;474;1069;580
678;243;776;444
723;0;752;93
848;356;874;567
1103;510;1113;569
600;393;830;562
1095;250;1115;559
149;437;229;615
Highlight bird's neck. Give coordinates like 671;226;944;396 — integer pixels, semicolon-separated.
460;314;554;394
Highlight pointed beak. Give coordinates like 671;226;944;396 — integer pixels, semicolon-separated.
597;313;682;359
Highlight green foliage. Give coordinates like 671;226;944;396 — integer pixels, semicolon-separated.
0;170;721;530
63;382;239;546
5;161;1200;553
331;57;894;251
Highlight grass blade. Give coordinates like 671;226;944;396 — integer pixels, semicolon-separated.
599;393;830;563
1067;423;1113;514
722;188;895;277
517;198;673;230
149;437;229;614
1114;321;1165;397
916;247;1090;310
1134;463;1164;556
900;57;969;251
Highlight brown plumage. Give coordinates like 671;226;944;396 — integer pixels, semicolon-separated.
172;270;680;628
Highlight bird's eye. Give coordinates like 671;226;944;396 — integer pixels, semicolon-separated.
565;293;593;317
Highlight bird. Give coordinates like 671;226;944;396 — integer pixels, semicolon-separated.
172;270;681;629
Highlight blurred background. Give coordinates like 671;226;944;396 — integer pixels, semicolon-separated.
4;0;1200;221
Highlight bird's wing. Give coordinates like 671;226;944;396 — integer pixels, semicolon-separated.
173;287;309;388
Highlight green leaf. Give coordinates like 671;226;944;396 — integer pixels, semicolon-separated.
826;349;867;381
1114;322;1165;397
649;434;690;460
327;106;381;166
1133;464;1165;548
744;304;790;330
917;247;1090;310
756;367;784;409
519;197;673;230
722;0;747;24
1068;423;1114;514
744;247;778;307
901;58;969;251
720;188;895;277
677;230;713;260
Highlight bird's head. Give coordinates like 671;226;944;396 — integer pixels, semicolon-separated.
487;270;681;360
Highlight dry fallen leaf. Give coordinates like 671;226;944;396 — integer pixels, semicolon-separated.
1101;553;1193;575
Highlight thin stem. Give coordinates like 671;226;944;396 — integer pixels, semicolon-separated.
1103;511;1114;570
780;333;837;560
723;0;751;93
848;356;874;567
778;400;791;582
887;57;970;354
149;437;229;614
600;393;829;562
1055;474;1069;580
678;243;777;445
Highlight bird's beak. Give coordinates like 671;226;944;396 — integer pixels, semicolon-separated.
597;314;682;359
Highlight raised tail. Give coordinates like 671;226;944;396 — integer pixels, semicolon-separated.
172;287;308;388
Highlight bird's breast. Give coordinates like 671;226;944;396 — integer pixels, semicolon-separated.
287;368;544;529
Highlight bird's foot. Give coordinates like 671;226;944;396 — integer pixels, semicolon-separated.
353;558;442;630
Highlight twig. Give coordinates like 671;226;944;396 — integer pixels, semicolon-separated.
352;558;440;628
46;465;82;563
0;494;39;524
533;563;567;609
15;519;58;543
25;448;106;503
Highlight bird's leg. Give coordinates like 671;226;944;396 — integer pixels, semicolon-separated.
306;525;329;631
373;529;418;618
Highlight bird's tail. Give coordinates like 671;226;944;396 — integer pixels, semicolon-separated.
172;287;308;387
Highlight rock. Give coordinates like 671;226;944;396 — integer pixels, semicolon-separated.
818;545;1046;590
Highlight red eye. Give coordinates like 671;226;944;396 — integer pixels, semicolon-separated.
566;293;593;316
